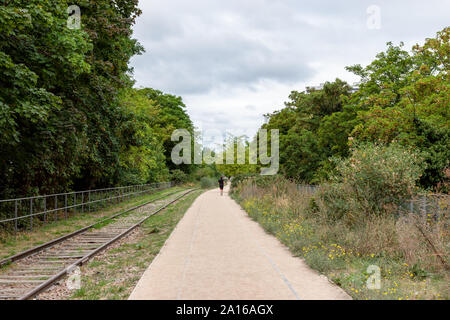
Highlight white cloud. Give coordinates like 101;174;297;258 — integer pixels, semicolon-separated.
130;0;450;145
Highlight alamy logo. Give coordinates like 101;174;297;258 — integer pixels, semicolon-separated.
171;129;279;175
67;5;81;30
366;265;381;290
66;266;81;290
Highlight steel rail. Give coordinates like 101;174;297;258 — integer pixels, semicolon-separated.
0;188;184;268
17;188;197;300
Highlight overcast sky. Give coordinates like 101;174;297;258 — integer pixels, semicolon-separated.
130;0;449;144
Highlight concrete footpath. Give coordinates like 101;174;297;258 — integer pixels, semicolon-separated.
128;185;350;300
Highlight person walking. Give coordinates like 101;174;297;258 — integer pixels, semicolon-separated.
218;176;225;196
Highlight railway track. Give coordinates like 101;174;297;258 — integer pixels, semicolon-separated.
0;188;196;300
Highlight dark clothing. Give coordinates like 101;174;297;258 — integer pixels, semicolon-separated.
218;178;224;190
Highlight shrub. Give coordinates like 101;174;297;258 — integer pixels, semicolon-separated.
193;167;219;181
170;169;188;184
200;177;216;189
313;142;424;224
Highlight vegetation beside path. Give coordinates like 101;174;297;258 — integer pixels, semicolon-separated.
231;144;448;300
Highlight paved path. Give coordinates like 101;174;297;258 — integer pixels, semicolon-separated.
129;185;350;300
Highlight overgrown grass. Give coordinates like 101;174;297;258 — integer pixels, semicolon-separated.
69;189;204;300
231;176;448;300
0;186;185;261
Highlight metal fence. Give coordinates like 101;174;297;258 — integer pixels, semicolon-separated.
296;184;318;194
0;182;174;234
297;184;449;219
398;194;449;220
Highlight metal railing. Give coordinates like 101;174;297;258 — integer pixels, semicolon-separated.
297;184;449;219
399;194;449;220
0;182;174;234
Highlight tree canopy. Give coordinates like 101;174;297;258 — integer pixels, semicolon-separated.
0;1;195;198
259;28;449;191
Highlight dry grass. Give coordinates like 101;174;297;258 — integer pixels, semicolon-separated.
231;176;449;300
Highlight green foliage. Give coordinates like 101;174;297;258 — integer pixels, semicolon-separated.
170;169;188;184
0;1;194;198
260;28;449;191
351;28;450;190
262;79;353;182
139;88;194;175
115;88;169;185
192;166;220;181
200;177;216;189
313;143;424;224
216;135;259;177
0;0;94;196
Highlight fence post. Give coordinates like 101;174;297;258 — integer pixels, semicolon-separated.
44;197;47;223
65;194;68;219
88;191;91;212
436;196;440;220
30;198;33;232
422;196;426;220
74;193;76;215
54;195;58;221
14;200;18;234
81;192;84;213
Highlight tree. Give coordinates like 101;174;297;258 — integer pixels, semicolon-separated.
262;79;353;182
0;0;92;197
216;134;258;177
0;0;144;197
351;28;450;190
139;88;194;174
115;88;169;185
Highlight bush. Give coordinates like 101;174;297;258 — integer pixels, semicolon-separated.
313;142;424;224
231;159;448;299
200;177;217;189
193;167;219;181
170;169;188;184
